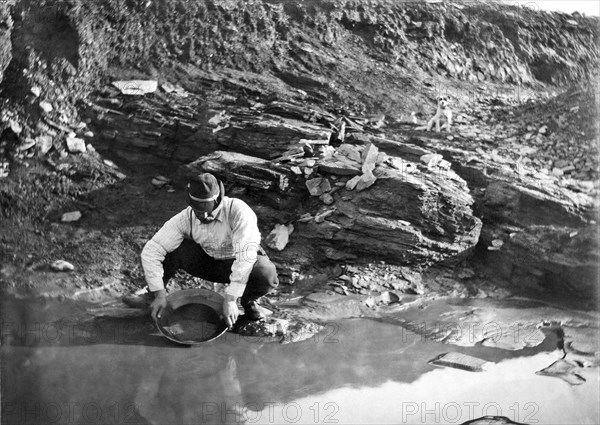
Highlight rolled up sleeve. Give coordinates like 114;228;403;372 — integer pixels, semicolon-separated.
225;200;261;299
141;211;189;292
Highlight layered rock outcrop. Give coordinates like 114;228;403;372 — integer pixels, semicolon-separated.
413;130;598;297
177;121;482;274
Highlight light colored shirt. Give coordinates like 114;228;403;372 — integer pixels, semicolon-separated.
141;196;261;298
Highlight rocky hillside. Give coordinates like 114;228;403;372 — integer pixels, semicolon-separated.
1;0;598;203
0;0;598;302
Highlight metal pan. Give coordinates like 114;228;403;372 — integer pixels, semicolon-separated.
154;288;228;345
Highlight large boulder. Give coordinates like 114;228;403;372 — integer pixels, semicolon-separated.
418;134;598;297
177;141;482;271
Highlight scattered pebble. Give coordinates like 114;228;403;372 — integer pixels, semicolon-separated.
18;139;36;151
151;175;170;187
112;80;158;95
39;101;53;113
66;136;86;153
61;211;82;222
319;193;335;205
297;213;313;223
491;239;504;248
0;162;9;178
429;352;492;372
50;260;75;272
265;224;294;251
9;119;22;134
36;135;53;154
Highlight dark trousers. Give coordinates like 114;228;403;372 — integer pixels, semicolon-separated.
163;239;278;303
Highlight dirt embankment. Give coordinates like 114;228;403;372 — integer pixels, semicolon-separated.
1;0;599;117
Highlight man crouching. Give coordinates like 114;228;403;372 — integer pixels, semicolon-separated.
123;172;278;328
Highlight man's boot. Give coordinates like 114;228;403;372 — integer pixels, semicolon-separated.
240;296;265;321
122;290;154;309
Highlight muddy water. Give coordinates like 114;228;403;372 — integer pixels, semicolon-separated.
2;298;599;425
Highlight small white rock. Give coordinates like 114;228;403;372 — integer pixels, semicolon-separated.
51;260;75;272
0;162;9;178
265;224;294;251
39;101;53;113
112;80;158;95
37;135;53;154
18;138;36;151
491;239;504;248
420;153;444;168
161;82;176;93
31;86;41;97
66;136;86;153
61;211;82;222
151;175;170;187
297;214;313;223
83;131;94;138
9;119;22;134
319;193;334;205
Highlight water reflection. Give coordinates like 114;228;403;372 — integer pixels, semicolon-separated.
257;351;600;424
2;307;598;424
134;352;246;424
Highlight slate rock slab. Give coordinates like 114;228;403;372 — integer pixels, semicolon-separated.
535;359;587;385
428;352;492;372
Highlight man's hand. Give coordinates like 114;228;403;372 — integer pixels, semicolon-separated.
222;295;239;329
151;290;168;320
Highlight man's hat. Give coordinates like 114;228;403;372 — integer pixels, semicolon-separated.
188;173;220;212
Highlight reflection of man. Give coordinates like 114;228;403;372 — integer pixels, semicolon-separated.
123;173;278;327
134;352;246;425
